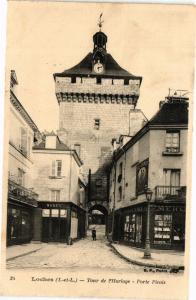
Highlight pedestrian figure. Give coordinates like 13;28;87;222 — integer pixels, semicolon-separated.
92;228;96;241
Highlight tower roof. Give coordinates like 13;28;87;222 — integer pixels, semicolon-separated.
54;52;141;79
54;25;142;81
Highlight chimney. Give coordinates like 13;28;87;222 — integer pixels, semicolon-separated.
159;100;165;109
111;138;119;151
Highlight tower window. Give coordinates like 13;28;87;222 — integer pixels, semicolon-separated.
94;118;100;130
97;77;101;84
71;77;76;83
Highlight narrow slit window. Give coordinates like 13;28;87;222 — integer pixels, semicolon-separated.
94;118;100;130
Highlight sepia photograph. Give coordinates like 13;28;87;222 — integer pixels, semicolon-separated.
0;1;195;299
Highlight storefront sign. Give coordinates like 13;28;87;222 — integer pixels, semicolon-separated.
136;158;149;195
46;203;64;209
123;206;147;214
39;202;67;209
152;205;185;213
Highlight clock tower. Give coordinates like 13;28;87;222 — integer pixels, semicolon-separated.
92;30;107;74
53;23;146;226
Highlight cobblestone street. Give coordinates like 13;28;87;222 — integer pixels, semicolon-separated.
7;226;143;272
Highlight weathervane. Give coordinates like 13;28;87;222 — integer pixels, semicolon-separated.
98;13;104;31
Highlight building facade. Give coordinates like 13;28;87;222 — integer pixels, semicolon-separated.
7;71;40;246
109;95;188;250
32;133;86;243
54;28;146;224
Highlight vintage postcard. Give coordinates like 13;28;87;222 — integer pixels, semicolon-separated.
0;1;195;299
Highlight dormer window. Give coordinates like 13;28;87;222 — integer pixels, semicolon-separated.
165;131;180;153
94;118;100;130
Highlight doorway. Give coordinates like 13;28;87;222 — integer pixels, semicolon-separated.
88;204;108;239
42;217;67;242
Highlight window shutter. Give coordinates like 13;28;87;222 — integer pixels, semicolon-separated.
52;161;56;176
21;127;27;154
56;160;62;177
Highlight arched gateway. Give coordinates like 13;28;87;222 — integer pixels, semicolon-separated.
87;200;109;235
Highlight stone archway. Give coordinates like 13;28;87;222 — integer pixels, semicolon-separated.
87;201;109;236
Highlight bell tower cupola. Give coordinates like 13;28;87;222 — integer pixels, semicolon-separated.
93;13;107;53
93;14;107;72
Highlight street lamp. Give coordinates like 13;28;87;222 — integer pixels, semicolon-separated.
144;187;153;259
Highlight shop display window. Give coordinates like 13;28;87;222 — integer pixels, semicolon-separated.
123;214;138;243
135;214;142;243
7;206;32;245
129;214;136;242
42;209;50;217
154;214;172;245
60;209;67;218
51;209;59;217
8;208;21;240
21;211;31;239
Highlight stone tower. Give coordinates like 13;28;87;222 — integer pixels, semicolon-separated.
53;26;146;215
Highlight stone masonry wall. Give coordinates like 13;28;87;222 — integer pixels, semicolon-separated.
57;101;146;204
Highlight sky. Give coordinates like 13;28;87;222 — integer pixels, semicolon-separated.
6;1;195;132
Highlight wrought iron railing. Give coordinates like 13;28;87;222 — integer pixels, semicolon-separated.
8;179;38;207
155;186;186;201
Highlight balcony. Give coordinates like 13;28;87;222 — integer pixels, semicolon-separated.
9;140;28;158
155;186;186;202
19;145;28;158
8;179;38;207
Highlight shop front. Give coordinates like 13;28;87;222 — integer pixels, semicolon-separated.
114;202;185;250
151;204;185;250
7;202;35;246
113;205;146;248
39;202;86;243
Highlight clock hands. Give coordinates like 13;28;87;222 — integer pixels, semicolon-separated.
97;66;103;70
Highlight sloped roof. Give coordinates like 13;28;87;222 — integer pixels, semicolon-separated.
149;100;188;126
33;137;70;151
54;52;141;79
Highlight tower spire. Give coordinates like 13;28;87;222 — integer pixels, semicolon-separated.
98;13;104;31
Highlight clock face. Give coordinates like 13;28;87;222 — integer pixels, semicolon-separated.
94;62;104;74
